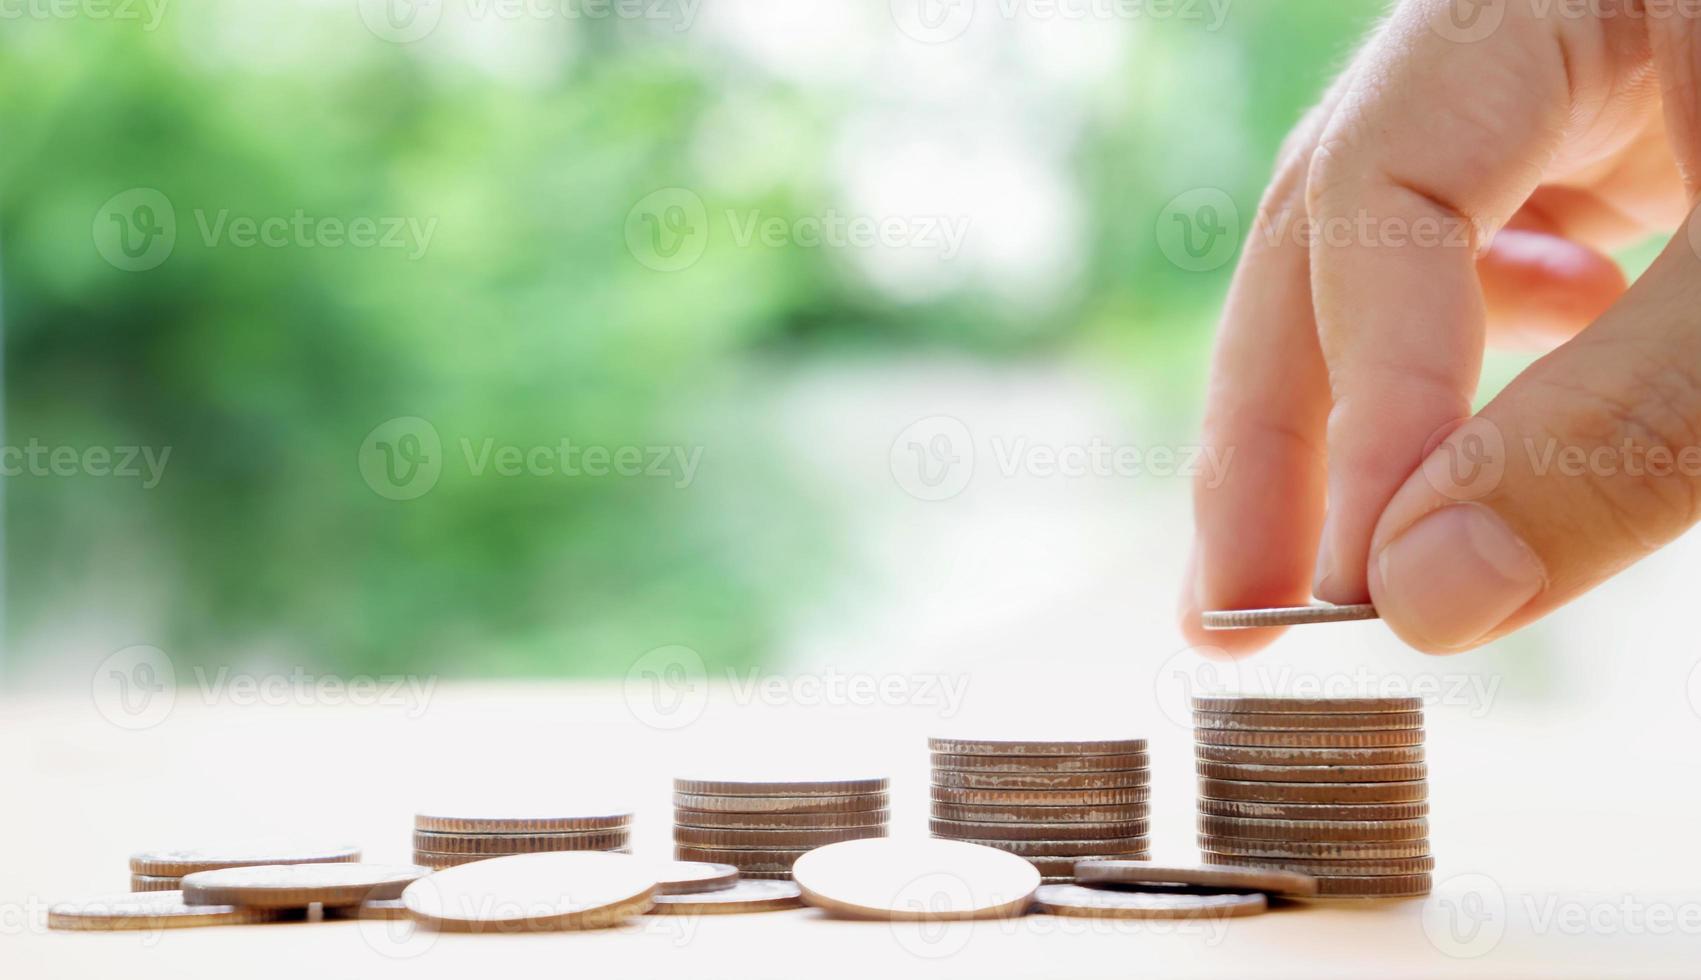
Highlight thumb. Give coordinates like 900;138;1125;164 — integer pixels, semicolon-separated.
1365;210;1701;653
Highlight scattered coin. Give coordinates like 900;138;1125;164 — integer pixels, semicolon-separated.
930;800;1150;824
672;778;888;798
1194;744;1424;767
181;863;429;909
650;878;805;915
129;875;180;892
927;738;1148;757
1195;728;1425;748
929;818;1149;842
1033;884;1266;919
1197;798;1429;821
930;786;1150;807
793;838;1039;921
1204;853;1436;876
673;808;890;830
48;892;297;931
129;842;362;878
931;752;1150;773
1195;761;1427;784
1024;854;1150;877
1309;873;1434;899
1197;815;1429;843
673;826;886;849
410;830;630;854
414;807;633;835
401;851;657;932
1198;778;1428;805
1190;695;1420;714
1200;604;1378;630
673;793;889;814
650;861;740;895
1198;835;1431;860
1193;711;1424;732
324;899;410;921
1075;858;1317;897
932;769;1150;792
947;837;1151;858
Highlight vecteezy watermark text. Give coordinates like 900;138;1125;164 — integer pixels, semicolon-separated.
0;0;168;29
1;439;171;488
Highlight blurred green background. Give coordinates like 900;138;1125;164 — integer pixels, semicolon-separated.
1;0;1391;680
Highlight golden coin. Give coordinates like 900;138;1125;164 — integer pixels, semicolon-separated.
413;847;632;869
942;836;1150;858
401;851;657;932
672;778;888;797
650;861;740;895
1075;859;1317;897
1310;873;1433;898
793;838;1039;921
411;830;629;854
129;842;362;877
324;899;410;920
181;863;428;909
1033;884;1267;919
129;875;180;892
1194;711;1423;732
673;826;886;849
49;892;297;931
650;879;804;915
1195;728;1424;748
1197;798;1429;821
673;807;890;830
1197;815;1429;842
413;808;633;835
1195;761;1427;784
930;786;1150;807
931;752;1150;772
930;800;1149;823
673;793;889;814
927;738;1147;757
1198;778;1427;805
1194;744;1424;766
929;818;1149;841
932;770;1150;791
1199;835;1431;860
1190;695;1421;714
1203;853;1436;876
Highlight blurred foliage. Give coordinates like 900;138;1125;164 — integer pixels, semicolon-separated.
1;0;1384;676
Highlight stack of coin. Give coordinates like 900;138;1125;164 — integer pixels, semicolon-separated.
672;777;889;880
927;737;1150;882
412;808;634;870
1192;696;1432;899
128;842;362;894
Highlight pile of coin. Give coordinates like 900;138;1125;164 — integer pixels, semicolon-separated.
927;737;1150;881
412;808;634;869
127;842;362;893
1192;695;1432;898
672;777;890;880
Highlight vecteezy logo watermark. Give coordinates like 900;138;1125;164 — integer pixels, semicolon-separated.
889;872;978;959
1423;416;1701;501
623;644;709;731
890;416;975;502
1156;187;1240;272
1;0;169;28
359;417;444;501
93;645;177;731
94;188;177;272
0;439;172;488
1424;873;1508;958
358;0;701;43
1425;874;1701;957
625;188;709;273
890;0;975;42
1428;0;1506;43
358;0;445;42
1422;417;1507;502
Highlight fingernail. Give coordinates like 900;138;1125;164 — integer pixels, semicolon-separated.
1372;504;1545;650
1312;512;1340;599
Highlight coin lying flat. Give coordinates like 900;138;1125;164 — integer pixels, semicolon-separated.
129;875;180;892
927;738;1148;757
929;818;1150;842
1194;744;1424;767
1309;873;1433;898
673;793;889;814
1194;711;1424;732
401;851;657;932
1198;778;1428;805
1197;816;1429;843
414;808;633;834
49;892;297;931
931;752;1150;773
1204;853;1437;876
674;826;886;849
181;863;429;909
947;837;1151;859
1191;695;1421;714
1033;884;1266;919
672;778;888;798
129;842;362;877
1199;835;1431;860
649;878;804;915
1196;728;1425;749
931;786;1151;807
650;861;740;895
1197;798;1429;821
1075;859;1317;897
673;808;890;830
932;769;1150;792
1200;604;1378;630
325;899;410;920
1195;761;1428;784
793;838;1040;921
930;800;1150;823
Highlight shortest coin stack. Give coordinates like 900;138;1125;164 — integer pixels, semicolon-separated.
413;807;634;869
1193;695;1433;899
928;737;1150;882
673;777;890;880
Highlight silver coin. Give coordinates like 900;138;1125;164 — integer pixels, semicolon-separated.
1201;604;1379;630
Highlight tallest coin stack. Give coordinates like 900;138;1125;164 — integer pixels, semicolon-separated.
1191;696;1433;899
